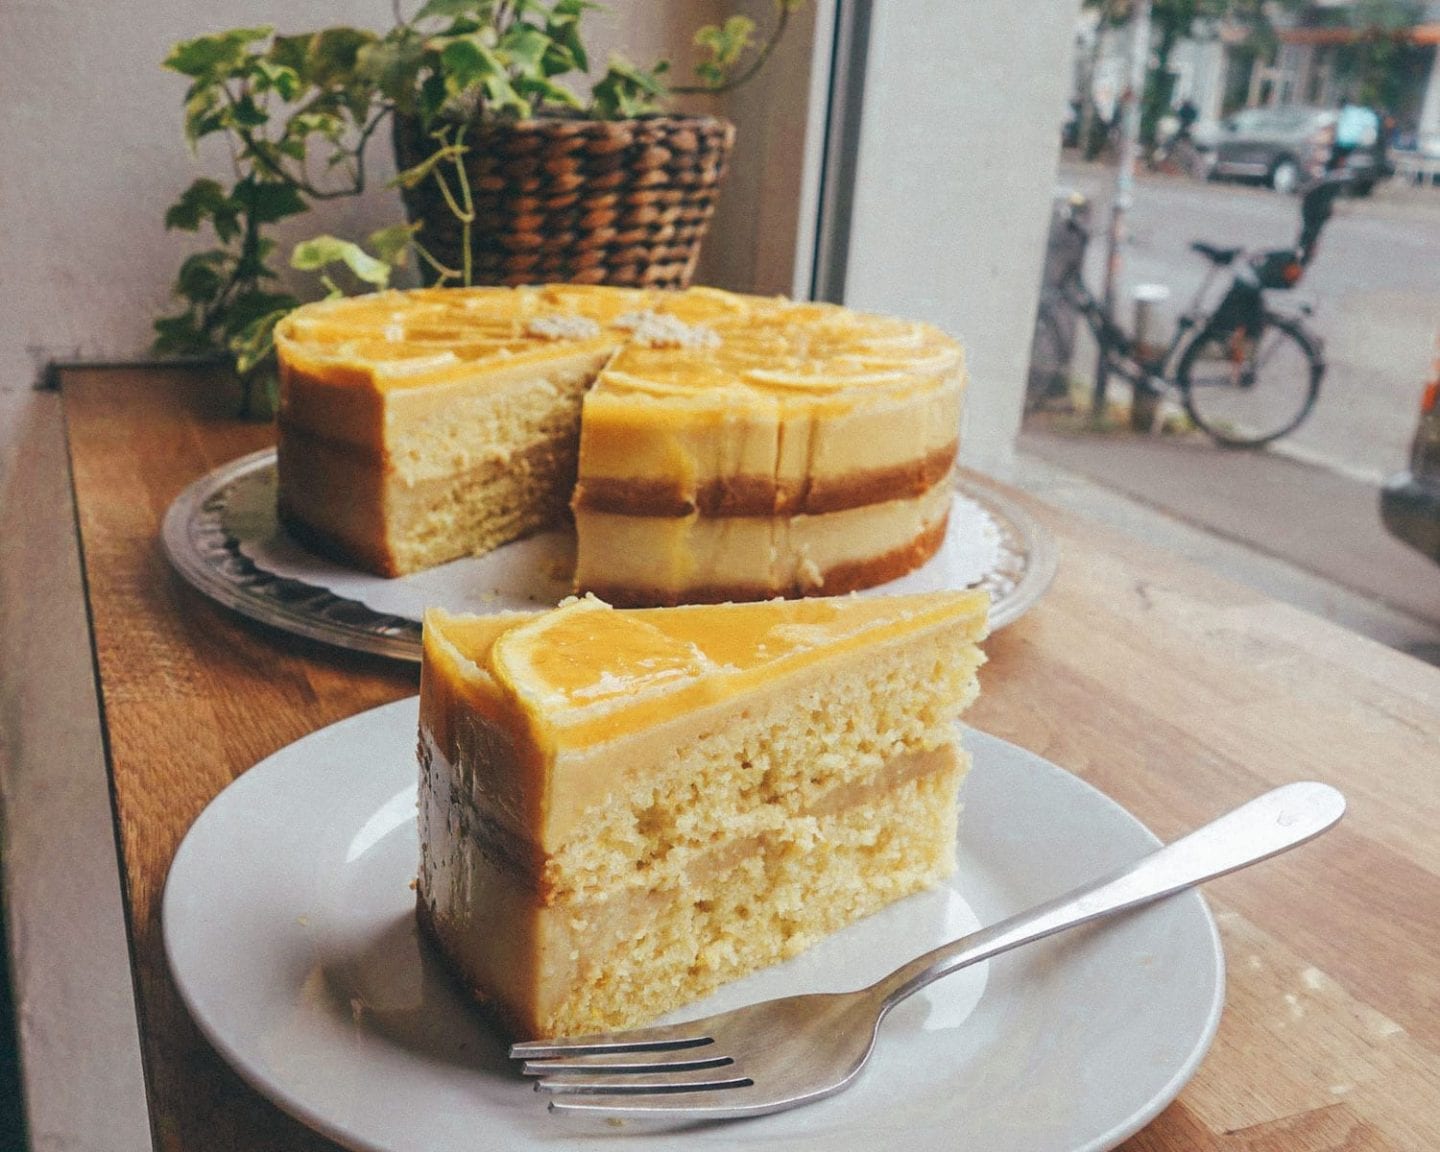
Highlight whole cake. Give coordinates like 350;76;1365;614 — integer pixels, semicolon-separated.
274;285;965;604
417;589;989;1040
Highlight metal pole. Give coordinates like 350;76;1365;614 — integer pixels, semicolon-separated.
1093;0;1151;418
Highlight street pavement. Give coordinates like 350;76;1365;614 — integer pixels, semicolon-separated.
1019;158;1440;662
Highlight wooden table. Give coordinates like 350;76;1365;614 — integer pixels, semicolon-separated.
32;366;1440;1149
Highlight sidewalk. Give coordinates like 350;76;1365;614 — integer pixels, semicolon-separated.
1007;443;1440;666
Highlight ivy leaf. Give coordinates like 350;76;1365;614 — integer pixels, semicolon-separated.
694;15;756;87
290;111;347;141
268;33;312;74
252;60;302;101
544;0;602;73
368;223;420;267
359;36;425;106
164;178;230;231
515;74;582;110
499;23;552;74
306;27;381;87
164;28;273;79
181;87;219;147
440;35;530;117
176;251;230;303
439;35;505;92
233;177;308;224
413;0;500;25
229;307;291;376
230;93;270;128
591;56;667;119
482;72;531;117
291;234;393;287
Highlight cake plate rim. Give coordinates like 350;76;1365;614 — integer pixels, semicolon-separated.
162;697;1223;1152
161;448;1057;662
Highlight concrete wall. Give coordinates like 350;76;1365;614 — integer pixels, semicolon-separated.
695;0;834;296
840;0;1079;475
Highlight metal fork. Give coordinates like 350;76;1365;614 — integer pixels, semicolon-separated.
511;781;1344;1121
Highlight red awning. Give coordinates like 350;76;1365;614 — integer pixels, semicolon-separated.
1278;23;1440;47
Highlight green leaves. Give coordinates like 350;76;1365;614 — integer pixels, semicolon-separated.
412;0;500;25
694;16;756;88
164;27;274;80
158;24;385;383
165;179;236;235
591;56;668;119
670;0;804;99
368;223;421;267
439;34;531;117
175;251;229;304
416;3;606;123
232;177;307;225
292;234;394;288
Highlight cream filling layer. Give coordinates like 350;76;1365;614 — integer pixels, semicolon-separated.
575;372;963;507
572;478;954;598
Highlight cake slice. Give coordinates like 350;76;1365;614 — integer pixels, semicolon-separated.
417;589;989;1040
273;285;644;575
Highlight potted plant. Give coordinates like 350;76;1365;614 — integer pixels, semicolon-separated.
155;0;804;415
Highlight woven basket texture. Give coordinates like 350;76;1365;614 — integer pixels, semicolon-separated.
393;114;736;290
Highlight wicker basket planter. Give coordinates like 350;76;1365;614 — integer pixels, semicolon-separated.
393;114;737;290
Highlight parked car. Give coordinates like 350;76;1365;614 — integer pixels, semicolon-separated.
1194;105;1391;195
1381;354;1440;565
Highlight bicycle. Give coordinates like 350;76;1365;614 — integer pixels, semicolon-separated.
1027;172;1350;448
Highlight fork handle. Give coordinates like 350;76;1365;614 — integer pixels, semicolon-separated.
872;781;1345;1013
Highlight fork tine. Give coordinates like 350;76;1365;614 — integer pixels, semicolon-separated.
535;1065;752;1095
520;1048;734;1076
509;1024;713;1060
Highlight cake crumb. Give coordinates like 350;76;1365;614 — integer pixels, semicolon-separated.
526;314;602;341
614;310;720;350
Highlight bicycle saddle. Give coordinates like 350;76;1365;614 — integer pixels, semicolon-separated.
1190;242;1242;265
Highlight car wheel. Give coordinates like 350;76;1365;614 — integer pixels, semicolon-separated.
1269;157;1301;194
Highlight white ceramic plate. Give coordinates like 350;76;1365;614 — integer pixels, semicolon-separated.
161;451;1057;662
163;700;1222;1152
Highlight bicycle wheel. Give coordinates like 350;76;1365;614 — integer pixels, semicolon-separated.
1025;302;1073;413
1177;314;1323;447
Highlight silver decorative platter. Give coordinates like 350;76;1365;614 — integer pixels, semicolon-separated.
162;449;1057;663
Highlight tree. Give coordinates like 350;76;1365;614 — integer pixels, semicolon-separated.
1085;0;1296;144
1340;0;1424;113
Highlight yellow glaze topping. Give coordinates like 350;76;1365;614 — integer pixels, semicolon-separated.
433;591;988;750
273;285;962;409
